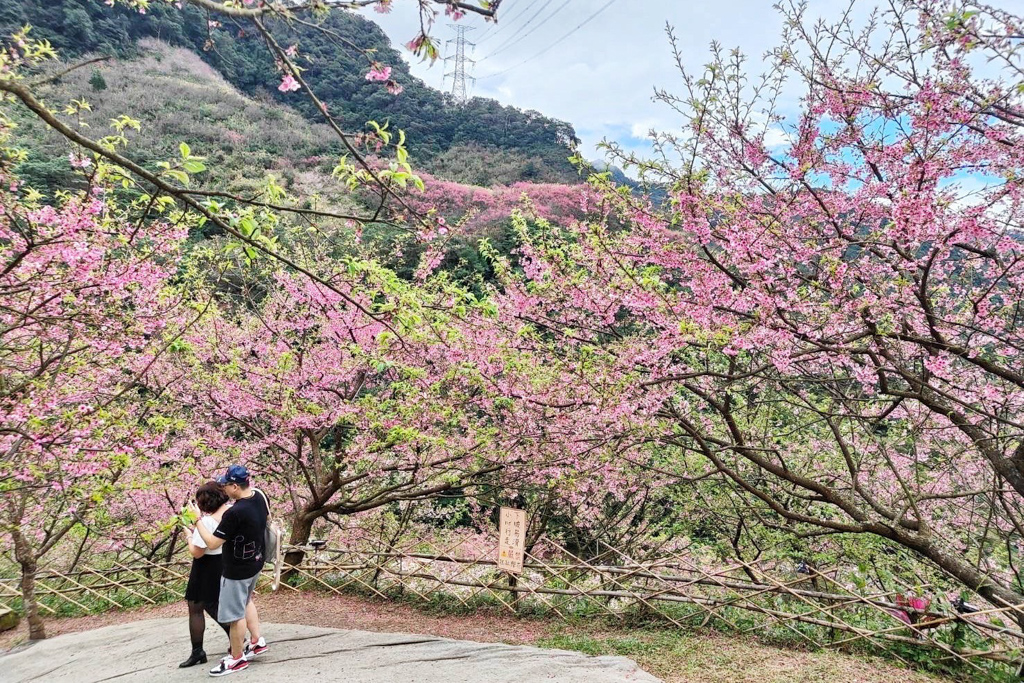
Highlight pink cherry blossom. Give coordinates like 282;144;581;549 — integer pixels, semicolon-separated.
365;65;391;82
68;153;91;169
278;74;300;92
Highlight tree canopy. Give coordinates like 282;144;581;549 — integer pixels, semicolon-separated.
2;3;1024;676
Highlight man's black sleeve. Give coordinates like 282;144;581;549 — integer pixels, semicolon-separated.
213;508;237;540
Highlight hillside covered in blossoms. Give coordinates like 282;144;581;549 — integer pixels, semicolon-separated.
2;2;1024;682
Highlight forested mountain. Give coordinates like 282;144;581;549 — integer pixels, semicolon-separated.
9;39;354;202
0;0;582;183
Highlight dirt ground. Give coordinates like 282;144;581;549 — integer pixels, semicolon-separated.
0;590;946;683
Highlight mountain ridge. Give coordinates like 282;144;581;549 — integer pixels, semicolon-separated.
0;0;583;186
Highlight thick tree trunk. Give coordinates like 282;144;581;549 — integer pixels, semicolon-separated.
283;511;315;573
893;529;1024;629
12;530;45;640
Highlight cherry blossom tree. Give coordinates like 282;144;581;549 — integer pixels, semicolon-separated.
486;0;1024;613
149;236;518;566
0;0;505;302
398;173;598;236
0;176;192;639
8;0;1024;647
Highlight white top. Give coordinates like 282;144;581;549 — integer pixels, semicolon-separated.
191;515;222;556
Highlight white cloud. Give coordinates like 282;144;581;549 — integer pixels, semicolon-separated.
940;174;1003;209
763;127;791;150
361;1;894;162
630;121;658;140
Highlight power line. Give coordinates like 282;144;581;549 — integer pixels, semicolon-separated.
477;0;527;42
477;0;536;43
478;0;553;58
480;0;572;62
477;0;619;81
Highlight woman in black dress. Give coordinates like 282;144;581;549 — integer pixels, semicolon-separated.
179;480;231;668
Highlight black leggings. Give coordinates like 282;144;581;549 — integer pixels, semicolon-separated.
187;600;230;650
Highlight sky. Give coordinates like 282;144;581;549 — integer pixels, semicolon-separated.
358;0;860;163
362;0;1024;169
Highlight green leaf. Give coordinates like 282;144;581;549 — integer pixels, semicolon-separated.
165;169;190;186
183;160;206;174
239;217;257;238
179;142;191;158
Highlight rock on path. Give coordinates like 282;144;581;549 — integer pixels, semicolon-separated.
2;617;662;682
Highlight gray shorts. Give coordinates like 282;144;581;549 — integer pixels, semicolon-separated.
218;574;258;623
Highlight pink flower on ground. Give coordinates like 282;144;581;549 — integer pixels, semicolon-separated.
907;596;931;612
365;65;392;82
895;593;931;613
889;609;912;625
278;74;300;93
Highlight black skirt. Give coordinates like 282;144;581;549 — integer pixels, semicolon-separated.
184;553;223;604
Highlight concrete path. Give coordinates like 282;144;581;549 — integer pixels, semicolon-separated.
2;618;662;682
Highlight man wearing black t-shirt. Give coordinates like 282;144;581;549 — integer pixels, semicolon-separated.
190;465;271;676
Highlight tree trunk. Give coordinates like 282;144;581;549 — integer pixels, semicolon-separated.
12;530;45;640
887;526;1024;630
283;511;315;574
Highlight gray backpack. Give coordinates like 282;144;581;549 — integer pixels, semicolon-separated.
254;489;282;582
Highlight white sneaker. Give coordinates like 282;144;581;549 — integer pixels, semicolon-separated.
209;656;248;676
243;637;268;661
226;639;248;657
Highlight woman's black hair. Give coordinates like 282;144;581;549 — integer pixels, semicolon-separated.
195;480;229;514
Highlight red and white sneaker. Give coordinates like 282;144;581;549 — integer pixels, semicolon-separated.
243;637;269;660
209;656;248;676
227;639;249;655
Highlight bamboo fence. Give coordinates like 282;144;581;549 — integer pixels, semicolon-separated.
2;533;1023;677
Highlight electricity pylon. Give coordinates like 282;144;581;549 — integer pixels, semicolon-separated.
443;25;476;104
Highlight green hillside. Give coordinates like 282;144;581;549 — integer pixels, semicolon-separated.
10;40;354;204
0;0;582;184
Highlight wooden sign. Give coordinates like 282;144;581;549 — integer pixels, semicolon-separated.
497;507;527;574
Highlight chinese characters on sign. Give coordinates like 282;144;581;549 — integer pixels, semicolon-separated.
497;507;526;574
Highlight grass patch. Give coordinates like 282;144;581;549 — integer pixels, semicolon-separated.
536;627;961;683
538;631;677;657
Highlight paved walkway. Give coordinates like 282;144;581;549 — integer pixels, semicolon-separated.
3;618;661;682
